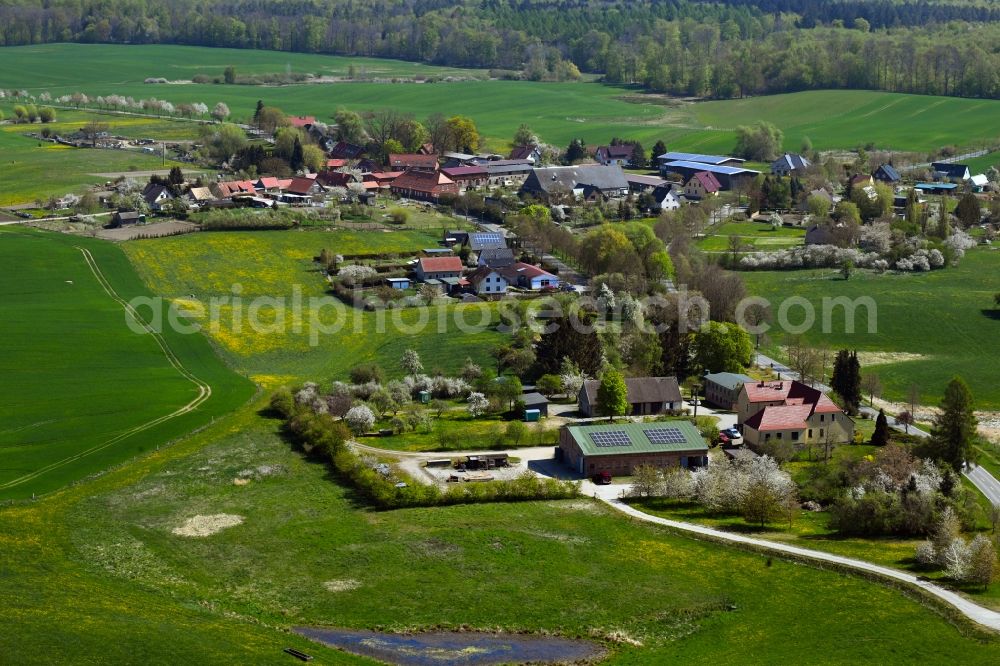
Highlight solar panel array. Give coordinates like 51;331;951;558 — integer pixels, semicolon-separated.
589;430;632;447
643;428;687;445
471;232;503;245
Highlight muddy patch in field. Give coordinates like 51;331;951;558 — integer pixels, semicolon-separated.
294;627;604;665
855;351;927;366
323;579;362;593
171;514;244;537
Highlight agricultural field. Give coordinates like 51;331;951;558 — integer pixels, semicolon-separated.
963;150;1000;175
0;227;253;499
697;221;806;253
2;406;997;663
5;44;1000;158
742;246;1000;409
122;229;504;383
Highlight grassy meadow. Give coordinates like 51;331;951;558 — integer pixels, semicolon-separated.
697;221;806;253
742;246;1000;409
122;229;505;384
0;227;254;499
2;405;996;664
0;119;192;206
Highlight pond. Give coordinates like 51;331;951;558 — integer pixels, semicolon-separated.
294;627;605;665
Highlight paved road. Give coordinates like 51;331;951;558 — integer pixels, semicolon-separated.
903;149;989;172
966;465;1000;505
603;498;1000;632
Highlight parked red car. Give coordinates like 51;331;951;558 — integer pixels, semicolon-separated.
592;471;612;485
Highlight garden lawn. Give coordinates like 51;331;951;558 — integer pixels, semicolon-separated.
122;229;504;383
0;227;253;498
697;221;806;253
742;248;1000;409
1;405;993;664
371;408;558;452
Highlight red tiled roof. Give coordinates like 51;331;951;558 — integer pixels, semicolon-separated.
285;177;319;195
391;170;455;193
418;256;463;273
288;115;316;128
509;145;537;160
744;404;813;432
743;380;844;416
217;180;256;197
501;261;556;281
691;171;721;193
326;158;347;168
257;177;280;189
389;153;439;170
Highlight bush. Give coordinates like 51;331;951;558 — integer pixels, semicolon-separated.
387;207;409;224
349;363;385;385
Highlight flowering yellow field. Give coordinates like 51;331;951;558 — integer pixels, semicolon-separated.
124;229;503;381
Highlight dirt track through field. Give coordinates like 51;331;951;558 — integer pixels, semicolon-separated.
0;247;212;492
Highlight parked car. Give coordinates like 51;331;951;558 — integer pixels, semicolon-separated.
722;427;742;441
592;471;612;485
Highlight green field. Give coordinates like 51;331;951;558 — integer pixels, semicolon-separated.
697;221;806;253
5;44;1000;158
0;227;254;498
2;406;997;664
743;246;1000;409
964;151;1000;175
0;119;191;206
122;229;504;383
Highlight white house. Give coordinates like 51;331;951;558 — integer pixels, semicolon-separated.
467;266;508;295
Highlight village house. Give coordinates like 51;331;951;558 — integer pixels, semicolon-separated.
703;372;754;411
142;183;174;211
804;223;836;245
873;164;901;184
509;145;542;163
735;380;853;448
415;256;463;282
650;184;682;212
683;171;721;199
467;231;507;252
284;176;324;197
771;153;811;176
215;180;257;198
500;262;559;290
288;115;316;129
466;266;508;296
389;170;459;202
478;160;534;187
330;141;365;160
559;420;708;478
186;186;214;206
594;144;634;167
578;376;683;417
850;173;875;189
477;247;516;269
931;162;970;182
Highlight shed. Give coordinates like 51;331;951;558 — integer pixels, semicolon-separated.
386;277;410;290
522;392;549;417
524;409;540;422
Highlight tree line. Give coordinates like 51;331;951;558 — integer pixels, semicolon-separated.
4;1;1000;99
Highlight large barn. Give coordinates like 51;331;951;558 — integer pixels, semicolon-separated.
559;421;708;478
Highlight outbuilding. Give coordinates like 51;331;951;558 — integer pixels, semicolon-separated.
559;421;708;478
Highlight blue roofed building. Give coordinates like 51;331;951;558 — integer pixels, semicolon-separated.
873;164;901;184
931;162;970;182
770;153;811;176
658;160;760;190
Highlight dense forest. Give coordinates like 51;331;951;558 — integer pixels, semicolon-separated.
2;0;1000;98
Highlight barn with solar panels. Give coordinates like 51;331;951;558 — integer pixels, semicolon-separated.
558;421;708;478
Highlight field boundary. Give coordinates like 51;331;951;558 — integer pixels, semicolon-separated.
0;247;212;492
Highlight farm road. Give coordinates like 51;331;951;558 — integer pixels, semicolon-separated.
603;497;1000;633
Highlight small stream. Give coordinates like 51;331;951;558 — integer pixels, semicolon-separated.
294;627;604;665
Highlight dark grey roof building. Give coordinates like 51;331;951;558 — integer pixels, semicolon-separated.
520;165;629;201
